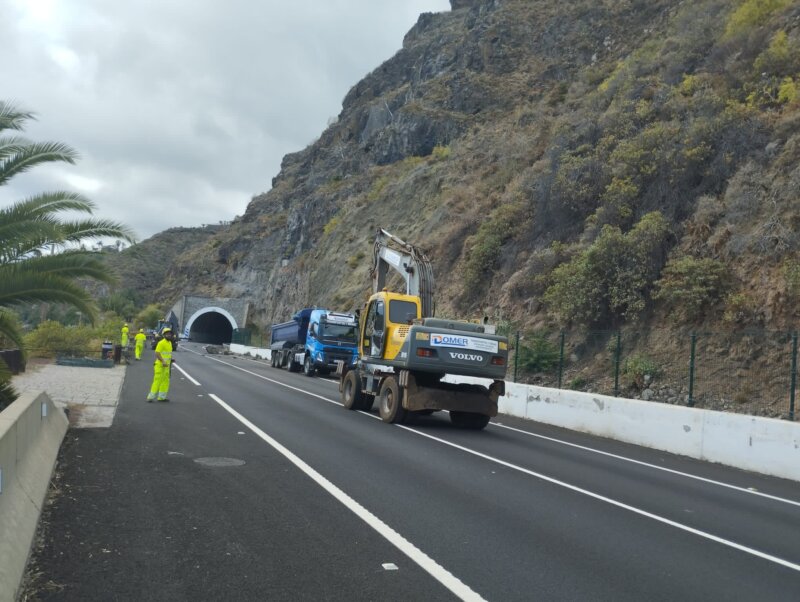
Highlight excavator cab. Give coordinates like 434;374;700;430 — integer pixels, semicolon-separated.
360;291;421;362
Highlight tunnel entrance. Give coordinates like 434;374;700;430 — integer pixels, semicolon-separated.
187;310;234;344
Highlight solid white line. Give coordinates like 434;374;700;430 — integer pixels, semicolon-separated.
395;423;800;573
172;362;200;385
183;355;800;572
207;393;486;602
488;422;800;508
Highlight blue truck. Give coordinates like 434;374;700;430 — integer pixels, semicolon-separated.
269;308;359;377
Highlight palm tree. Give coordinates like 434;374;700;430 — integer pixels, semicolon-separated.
0;100;135;409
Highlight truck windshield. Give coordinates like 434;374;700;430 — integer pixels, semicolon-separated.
321;323;357;342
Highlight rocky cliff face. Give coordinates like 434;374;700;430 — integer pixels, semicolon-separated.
145;0;800;334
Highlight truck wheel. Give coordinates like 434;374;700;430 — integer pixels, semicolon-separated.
270;353;277;368
449;411;490;430
288;358;300;372
303;356;315;377
342;371;365;410
378;376;406;424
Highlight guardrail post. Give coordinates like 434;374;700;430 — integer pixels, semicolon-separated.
790;332;797;421
688;332;697;407
513;331;520;383
557;330;565;389
613;330;621;397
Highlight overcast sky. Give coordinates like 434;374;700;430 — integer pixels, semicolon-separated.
2;0;450;242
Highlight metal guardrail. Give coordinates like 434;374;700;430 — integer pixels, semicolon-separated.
509;329;797;421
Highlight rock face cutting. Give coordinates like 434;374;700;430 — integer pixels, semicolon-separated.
144;0;800;340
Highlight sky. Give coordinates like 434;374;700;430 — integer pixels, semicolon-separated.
2;0;451;243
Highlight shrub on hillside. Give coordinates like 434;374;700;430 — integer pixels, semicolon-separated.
653;256;731;322
623;354;661;390
544;212;670;326
518;334;560;374
725;0;792;38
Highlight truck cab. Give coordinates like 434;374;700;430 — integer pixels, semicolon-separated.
302;309;359;376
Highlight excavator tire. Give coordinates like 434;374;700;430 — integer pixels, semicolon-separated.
342;370;365;410
449;411;490;430
378;376;406;424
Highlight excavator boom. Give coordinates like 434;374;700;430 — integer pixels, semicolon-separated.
371;228;435;318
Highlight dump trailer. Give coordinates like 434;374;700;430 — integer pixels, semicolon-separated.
339;229;508;429
270;308;359;376
270;309;312;372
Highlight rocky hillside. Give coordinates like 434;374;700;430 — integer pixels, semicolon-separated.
121;0;800;339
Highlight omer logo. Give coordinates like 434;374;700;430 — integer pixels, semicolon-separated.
449;352;483;362
432;334;469;347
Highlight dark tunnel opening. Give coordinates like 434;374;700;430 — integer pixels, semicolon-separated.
188;312;233;344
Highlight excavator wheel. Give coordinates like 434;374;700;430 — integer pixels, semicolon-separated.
378;376;406;424
449;411;490;430
342;370;366;410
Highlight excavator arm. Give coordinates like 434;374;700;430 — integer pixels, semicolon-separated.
371;228;435;318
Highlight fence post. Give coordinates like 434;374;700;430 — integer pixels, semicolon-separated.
613;330;621;397
513;331;520;383
790;332;797;421
688;332;697;407
557;330;565;389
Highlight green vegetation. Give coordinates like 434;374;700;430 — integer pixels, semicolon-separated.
623;354;661;390
136;304;164;329
0;101;133;409
653;256;731;322
725;0;792;38
517;334;559;374
544;213;670;325
463;201;528;292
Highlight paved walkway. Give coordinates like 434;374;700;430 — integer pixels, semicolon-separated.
11;360;127;427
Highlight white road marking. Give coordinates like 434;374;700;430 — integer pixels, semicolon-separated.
207;393;485;602
395;423;800;573
182;354;800;573
488;422;800;508
382;563;399;571
172;362;200;385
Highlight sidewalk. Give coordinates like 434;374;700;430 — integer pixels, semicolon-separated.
11;359;127;427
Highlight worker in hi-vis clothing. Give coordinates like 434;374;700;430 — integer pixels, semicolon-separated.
121;323;130;348
134;328;147;361
147;328;175;402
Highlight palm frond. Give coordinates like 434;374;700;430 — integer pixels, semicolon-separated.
0;309;25;350
0;101;34;134
60;219;137;245
0;142;80;186
0;136;33;160
0;271;98;322
11;250;117;285
0;192;96;219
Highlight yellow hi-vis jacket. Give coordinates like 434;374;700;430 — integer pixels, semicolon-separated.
154;338;173;366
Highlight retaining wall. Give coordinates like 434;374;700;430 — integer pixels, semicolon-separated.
230;344;800;482
0;391;69;601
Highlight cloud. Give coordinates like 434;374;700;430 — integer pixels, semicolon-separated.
1;0;450;242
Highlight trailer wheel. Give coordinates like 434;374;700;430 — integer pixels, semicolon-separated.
449;411;490;430
303;356;315;377
342;370;365;410
270;353;278;368
378;376;406;424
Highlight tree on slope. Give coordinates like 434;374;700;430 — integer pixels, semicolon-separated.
0;101;135;409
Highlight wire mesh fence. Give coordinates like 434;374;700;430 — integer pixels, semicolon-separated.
231;329;267;348
509;329;797;421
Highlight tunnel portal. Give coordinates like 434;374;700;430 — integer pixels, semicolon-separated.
186;309;234;344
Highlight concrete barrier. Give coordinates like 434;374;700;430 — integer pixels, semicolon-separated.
233;343;800;481
0;391;69;601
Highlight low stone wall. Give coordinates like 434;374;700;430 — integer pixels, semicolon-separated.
0;391;69;601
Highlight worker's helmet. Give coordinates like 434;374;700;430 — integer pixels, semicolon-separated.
124;323;128;326
139;328;144;332
162;327;172;334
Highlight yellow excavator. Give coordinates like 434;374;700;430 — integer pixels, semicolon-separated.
338;229;508;429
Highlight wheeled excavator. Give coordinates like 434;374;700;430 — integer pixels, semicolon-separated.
337;228;508;429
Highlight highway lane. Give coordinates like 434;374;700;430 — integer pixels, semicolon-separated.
176;343;800;600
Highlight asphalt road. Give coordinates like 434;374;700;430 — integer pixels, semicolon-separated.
22;342;800;601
